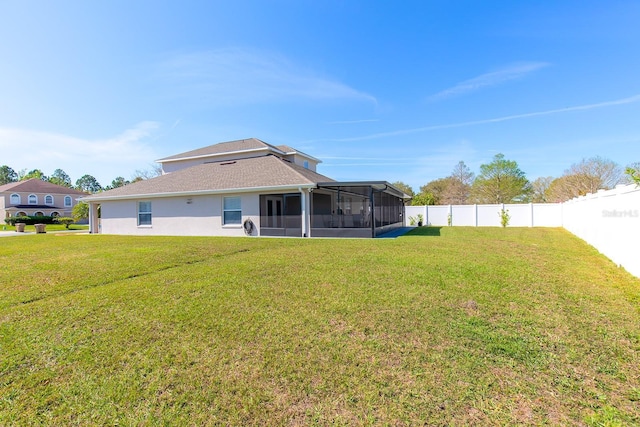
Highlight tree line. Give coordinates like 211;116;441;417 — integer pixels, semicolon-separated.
2;156;638;204
394;154;640;206
0;165;162;193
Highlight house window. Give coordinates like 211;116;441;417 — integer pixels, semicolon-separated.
10;193;20;205
223;197;241;225
28;194;38;204
138;201;152;226
45;195;54;205
64;196;72;207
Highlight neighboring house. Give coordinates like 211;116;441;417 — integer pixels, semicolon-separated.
0;179;87;220
82;138;410;238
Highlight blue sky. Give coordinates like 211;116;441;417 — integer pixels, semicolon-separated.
1;1;639;191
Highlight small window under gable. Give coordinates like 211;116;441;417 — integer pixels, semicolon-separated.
10;193;20;205
45;195;54;205
303;161;309;169
64;196;72;207
28;194;38;204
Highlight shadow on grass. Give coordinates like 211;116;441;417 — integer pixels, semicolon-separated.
406;226;442;237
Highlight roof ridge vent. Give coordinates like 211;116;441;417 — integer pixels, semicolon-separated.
220;161;237;166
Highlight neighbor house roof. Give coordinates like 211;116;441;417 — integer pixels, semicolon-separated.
0;179;87;195
9;205;67;210
83;155;335;201
157;138;321;164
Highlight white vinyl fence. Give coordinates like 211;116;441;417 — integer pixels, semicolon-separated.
562;184;639;278
405;183;640;278
405;203;562;227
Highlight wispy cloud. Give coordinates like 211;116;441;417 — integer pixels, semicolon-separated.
0;122;159;184
326;119;380;125
326;94;640;142
319;141;479;187
320;144;476;166
159;47;377;106
428;62;550;101
322;156;414;161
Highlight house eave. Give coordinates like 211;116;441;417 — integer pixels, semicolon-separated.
316;181;412;199
278;149;323;164
81;183;317;203
157;146;323;165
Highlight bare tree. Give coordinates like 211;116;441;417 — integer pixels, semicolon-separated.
548;157;622;202
531;176;554;203
442;161;474;204
132;163;163;181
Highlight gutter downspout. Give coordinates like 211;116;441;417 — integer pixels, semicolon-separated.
299;187;308;238
370;186;375;238
88;202;93;233
88;202;97;234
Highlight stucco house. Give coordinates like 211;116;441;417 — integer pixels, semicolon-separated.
82;138;410;238
0;179;87;220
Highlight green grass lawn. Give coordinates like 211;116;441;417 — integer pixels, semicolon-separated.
1;228;639;425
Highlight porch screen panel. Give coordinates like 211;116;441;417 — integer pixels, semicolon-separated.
284;194;301;229
374;192;382;228
259;194;302;236
260;195;283;228
311;192;332;228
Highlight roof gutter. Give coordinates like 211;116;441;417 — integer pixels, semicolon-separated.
80;183;317;202
316;181;412;200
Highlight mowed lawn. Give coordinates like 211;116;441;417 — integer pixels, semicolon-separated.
1;228;639;426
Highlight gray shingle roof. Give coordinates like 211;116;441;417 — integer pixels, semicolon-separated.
275;145;320;162
275;144;296;153
83;155;335;201
0;179;87;195
157;138;281;162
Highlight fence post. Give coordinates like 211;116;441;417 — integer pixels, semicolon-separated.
474;204;478;227
530;202;534;227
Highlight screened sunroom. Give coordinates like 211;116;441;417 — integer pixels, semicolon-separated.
310;182;409;238
258;182;409;238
